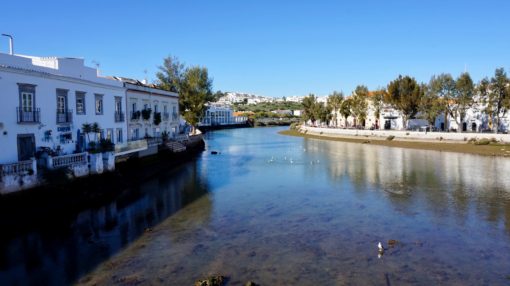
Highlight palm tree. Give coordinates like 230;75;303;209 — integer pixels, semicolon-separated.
327;91;344;127
81;123;92;147
91;122;101;142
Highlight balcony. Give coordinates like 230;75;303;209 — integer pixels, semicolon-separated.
56;109;73;124
115;111;125;122
17;107;41;123
131;110;141;121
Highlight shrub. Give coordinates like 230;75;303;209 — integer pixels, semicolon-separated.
474;138;490;145
141;108;152;120
386;135;395;141
153;112;162;125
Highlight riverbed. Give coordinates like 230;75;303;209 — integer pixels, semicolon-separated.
3;126;510;285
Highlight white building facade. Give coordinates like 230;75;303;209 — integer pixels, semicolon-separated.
118;78;180;140
0;53;126;164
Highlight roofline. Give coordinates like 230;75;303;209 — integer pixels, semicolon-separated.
124;82;178;98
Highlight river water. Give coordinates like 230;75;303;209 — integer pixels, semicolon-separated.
2;126;510;285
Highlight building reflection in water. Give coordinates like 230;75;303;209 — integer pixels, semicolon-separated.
0;161;211;285
304;139;510;234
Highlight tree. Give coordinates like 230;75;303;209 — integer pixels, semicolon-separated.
180;66;213;134
351;85;369;127
91;122;101;142
81;123;92;146
318;103;332;126
478;77;492;131
453;72;475;132
419;84;442;131
371;89;386;129
485;68;510;133
156;56;185;93
327;91;344;127
387;75;423;129
339;98;352;127
302;94;319;125
429;73;456;131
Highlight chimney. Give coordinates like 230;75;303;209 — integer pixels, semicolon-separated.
1;34;14;55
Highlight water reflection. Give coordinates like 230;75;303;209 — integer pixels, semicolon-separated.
309;138;510;232
0;161;210;285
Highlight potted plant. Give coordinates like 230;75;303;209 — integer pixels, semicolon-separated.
153;112;162;126
141;108;152;120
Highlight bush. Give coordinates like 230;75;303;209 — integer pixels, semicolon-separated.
99;138;115;152
386;135;395;141
474;138;490;145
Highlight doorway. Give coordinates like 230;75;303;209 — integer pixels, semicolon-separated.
17;134;36;161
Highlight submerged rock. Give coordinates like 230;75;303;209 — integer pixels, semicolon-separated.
245;281;260;286
194;275;226;286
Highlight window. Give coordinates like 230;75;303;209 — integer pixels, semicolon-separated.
18;84;36;112
95;94;103;115
154;104;158;113
76;92;86;115
116;128;123;143
131;102;137;112
115;97;122;112
106;129;113;141
56;89;68;114
21;92;33;112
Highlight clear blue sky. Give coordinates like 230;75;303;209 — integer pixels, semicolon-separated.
1;0;509;97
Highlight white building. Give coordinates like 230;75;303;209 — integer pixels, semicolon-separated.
199;104;246;126
113;77;179;140
0;52;126;164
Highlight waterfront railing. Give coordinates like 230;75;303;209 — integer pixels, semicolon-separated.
1;159;36;176
51;152;88;169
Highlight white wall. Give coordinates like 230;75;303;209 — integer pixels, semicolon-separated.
0;53;126;164
126;88;179;140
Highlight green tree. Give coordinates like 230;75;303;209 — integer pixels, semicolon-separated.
81;123;92;144
351;85;369;127
419;84;442;131
302;94;319;125
318;103;332;126
387;75;423;129
371;89;386;129
180;66;213;134
478;78;492;130
453;72;475;132
327;91;344;127
156;56;185;93
429;73;456;131
339;98;352;127
485;68;510;133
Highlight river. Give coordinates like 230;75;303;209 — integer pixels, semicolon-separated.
2;126;510;285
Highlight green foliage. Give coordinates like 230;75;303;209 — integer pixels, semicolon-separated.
387;75;423;128
99;138;115;152
420;84;443;126
153;111;162;125
371;89;386;120
141;108;152;120
327;91;344;126
180;66;213;133
340;98;353;126
131;110;141;120
474;138;490;145
302;94;319;124
454;72;475;128
351;85;369;126
234;101;302;113
483;68;510;133
156;55;184;93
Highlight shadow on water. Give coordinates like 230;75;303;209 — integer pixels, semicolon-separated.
0;160;210;286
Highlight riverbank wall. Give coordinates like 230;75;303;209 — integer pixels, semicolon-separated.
0;136;205;195
0;138;205;233
301;125;510;143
